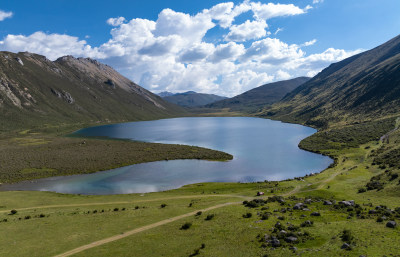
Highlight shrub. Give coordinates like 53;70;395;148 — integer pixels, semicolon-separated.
243;212;252;218
180;222;192;230
340;230;354;243
358;188;367;193
261;213;269;220
161;204;167;208
39;214;45;218
390;174;399;181
10;209;17;215
205;214;215;220
196;211;202;216
113;208;119;212
24;215;31;220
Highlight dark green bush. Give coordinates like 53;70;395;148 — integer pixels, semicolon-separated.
340;230;354;243
205;214;215;220
243;212;252;218
180;222;192;230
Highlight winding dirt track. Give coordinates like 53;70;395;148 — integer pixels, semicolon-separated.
34;171;337;257
54;202;239;257
53;187;306;257
0;194;249;214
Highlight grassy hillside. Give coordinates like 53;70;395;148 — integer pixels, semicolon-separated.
162;91;227;107
0;52;186;132
263;35;400;128
206;77;309;113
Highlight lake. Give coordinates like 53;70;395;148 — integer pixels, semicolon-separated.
1;117;332;194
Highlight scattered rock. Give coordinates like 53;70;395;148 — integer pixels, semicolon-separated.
368;210;377;214
304;199;312;204
293;203;304;210
278;230;287;237
15;57;24;65
62;91;74;104
341;243;351;250
301;220;313;227
285;236;298;243
386;221;396;228
105;79;116;89
269;237;281;247
311;212;321;216
339;200;355;207
324;200;333;205
51;88;62;98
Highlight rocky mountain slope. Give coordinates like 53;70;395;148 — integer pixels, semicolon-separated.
162;91;227;107
264;35;400;128
0;52;185;131
207;77;309;113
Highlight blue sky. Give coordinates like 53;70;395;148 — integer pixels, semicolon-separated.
0;0;399;96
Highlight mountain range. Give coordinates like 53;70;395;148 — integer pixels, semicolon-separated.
0;52;184;132
206;77;309;113
160;91;227;107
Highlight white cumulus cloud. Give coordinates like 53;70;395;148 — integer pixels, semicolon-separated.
0;32;102;60
0;2;361;97
106;17;126;26
0;10;13;21
225;20;268;42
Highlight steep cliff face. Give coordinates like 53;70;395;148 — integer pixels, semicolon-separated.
0;52;185;131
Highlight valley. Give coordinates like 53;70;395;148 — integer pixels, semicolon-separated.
1;30;400;257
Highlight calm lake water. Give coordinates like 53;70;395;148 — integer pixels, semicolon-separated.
2;117;332;194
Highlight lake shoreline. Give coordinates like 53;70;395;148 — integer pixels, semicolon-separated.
0;117;332;194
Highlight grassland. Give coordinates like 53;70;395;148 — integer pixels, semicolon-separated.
0;126;400;256
1;114;400;256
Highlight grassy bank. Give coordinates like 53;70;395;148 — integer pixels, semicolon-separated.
0;124;232;183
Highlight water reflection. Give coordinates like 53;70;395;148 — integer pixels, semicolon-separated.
1;117;332;194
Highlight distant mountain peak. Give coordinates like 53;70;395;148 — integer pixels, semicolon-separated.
207;77;310;112
161;91;227;107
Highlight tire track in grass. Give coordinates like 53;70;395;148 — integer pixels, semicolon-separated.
54;202;240;257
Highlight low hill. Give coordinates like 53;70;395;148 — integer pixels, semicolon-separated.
264;34;400;128
0;52;185;132
162;91;227;107
206;77;309;113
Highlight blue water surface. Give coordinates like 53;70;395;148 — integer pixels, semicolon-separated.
2;117;332;194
